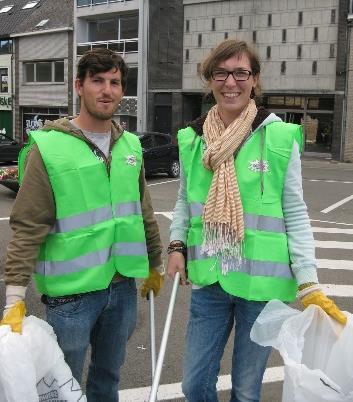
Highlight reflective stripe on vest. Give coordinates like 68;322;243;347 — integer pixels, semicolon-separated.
36;241;147;276
50;201;142;234
188;246;292;279
189;202;285;233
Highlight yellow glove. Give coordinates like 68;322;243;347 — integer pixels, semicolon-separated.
301;290;347;325
0;301;26;333
141;269;164;298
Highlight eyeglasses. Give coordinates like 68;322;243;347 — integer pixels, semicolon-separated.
211;69;253;82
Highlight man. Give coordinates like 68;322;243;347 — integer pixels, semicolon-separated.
1;48;164;402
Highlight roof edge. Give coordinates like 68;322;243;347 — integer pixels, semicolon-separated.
10;26;73;38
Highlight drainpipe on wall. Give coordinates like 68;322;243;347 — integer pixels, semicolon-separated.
137;0;148;132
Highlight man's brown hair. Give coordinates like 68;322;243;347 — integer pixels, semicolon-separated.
76;48;129;92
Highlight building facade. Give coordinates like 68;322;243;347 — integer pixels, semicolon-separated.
181;0;352;160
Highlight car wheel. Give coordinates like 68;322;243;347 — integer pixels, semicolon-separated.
168;160;180;178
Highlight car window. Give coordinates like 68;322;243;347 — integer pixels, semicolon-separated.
140;135;153;150
0;134;10;143
154;135;170;146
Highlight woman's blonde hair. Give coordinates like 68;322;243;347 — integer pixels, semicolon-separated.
200;39;262;98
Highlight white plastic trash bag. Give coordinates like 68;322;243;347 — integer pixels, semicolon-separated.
0;315;86;402
250;300;353;402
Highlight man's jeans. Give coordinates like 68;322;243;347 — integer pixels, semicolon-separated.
44;278;137;402
182;283;271;402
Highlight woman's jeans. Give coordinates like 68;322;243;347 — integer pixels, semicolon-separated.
44;278;137;402
182;283;271;402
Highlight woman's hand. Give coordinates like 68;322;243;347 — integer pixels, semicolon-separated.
167;251;188;286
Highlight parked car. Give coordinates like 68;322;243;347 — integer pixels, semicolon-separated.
0;133;22;163
134;131;180;178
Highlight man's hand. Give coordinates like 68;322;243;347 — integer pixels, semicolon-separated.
140;268;165;298
299;284;347;325
167;252;188;286
1;301;26;333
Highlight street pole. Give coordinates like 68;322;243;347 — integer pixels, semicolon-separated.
137;0;149;132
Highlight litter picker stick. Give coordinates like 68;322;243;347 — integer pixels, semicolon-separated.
149;272;180;402
149;289;156;379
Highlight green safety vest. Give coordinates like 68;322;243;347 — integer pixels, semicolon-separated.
178;121;303;302
19;129;149;296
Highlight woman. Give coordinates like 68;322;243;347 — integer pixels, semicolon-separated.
167;40;346;402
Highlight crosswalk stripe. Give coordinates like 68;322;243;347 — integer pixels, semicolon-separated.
119;366;284;401
322;284;353;297
317;259;353;270
312;227;353;234
315;240;353;249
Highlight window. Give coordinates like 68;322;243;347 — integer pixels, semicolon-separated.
314;27;318;41
282;29;286;43
298;11;303;25
36;19;49;27
140;136;153;150
224;32;228;39
185;49;189;61
198;33;202;47
212;18;216;31
186;19;189;33
297;44;302;59
0;40;12;54
331;10;336;24
239;16;243;29
312;61;317;75
268;14;272;27
0;68;8;93
330;44;335;58
22;1;39;9
281;61;286;75
253;31;256;43
23;60;65;83
266;46;271;59
89;12;138;42
154;134;170;146
0;5;13;13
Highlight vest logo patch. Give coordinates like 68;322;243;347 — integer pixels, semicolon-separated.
249;159;270;173
126;154;137;166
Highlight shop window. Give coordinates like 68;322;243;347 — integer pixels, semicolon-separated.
0;68;8;93
23;60;65;83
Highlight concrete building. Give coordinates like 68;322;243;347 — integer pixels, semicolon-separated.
181;0;352;160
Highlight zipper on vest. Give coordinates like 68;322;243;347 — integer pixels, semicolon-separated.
260;127;265;195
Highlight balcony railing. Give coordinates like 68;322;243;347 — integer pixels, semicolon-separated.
77;0;133;7
77;38;138;57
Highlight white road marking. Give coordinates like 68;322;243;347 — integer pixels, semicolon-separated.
311;219;353;226
322;284;353;297
119;366;284;401
147;179;179;187
304;179;353;184
317;259;353;271
315;240;353;249
155;212;173;220
321;194;353;214
312;227;353;234
0;217;9;221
